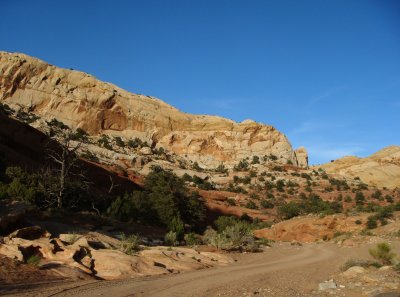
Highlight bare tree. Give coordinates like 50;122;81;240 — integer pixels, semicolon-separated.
46;121;83;208
108;175;120;194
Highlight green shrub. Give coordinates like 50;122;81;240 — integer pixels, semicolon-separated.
234;160;249;171
70;128;89;142
355;192;366;205
214;216;238;233
154;147;165;155
168;216;185;240
184;232;201;246
246;200;257;209
47;118;69;130
272;166;284;172
260;199;274;209
26;254;41;266
98;134;112;150
192;162;203;172
369;242;396;265
182;173;193;182
215;164;228;174
164;231;178;246
276;180;285;192
226;198;236;206
366;216;378;229
204;219;257;251
114;136;125;147
269;154;278;161
127;137;143;148
266;192;275;199
340;258;377;271
344;195;352;203
203;228;230;250
192;175;215;190
371;190;382;200
357;183;368;190
0;103;13;115
385;195;394;203
250;193;259;200
251;156;260;164
120;233;141;255
277;193;343;220
300;173;311;180
278;202;301;219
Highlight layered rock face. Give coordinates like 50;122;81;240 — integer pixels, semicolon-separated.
318;146;400;189
0;51;307;168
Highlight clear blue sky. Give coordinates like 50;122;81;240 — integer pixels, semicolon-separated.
1;0;399;164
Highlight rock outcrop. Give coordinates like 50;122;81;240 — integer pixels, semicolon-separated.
318;146;400;189
254;214;365;243
0;228;233;280
0;51;307;168
294;146;308;168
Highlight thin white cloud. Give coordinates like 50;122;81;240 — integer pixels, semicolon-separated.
305;85;347;111
289;121;316;135
288;121;348;136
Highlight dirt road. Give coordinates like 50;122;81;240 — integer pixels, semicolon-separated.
1;242;387;297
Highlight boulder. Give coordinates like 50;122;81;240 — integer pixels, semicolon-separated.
318;280;337;291
342;266;367;278
90;249;142;279
8;226;50;240
139;147;153;155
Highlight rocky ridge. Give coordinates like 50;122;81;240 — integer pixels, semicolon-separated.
0;51;307;168
318;146;400;189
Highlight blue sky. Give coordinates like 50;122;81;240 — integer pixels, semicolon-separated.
1;0;399;164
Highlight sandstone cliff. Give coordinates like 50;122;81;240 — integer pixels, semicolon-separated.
318;146;400;189
0;51;307;168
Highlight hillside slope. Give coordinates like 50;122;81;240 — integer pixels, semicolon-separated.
318;146;400;189
0;51;307;168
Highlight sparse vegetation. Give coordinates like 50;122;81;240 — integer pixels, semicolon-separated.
234;159;249;171
251;156;260;164
366;216;378;229
245;200;257;209
369;242;396;265
26;254;41;266
205;217;259;251
164;231;178;246
120;233;141;255
278;193;343;219
340;258;380;271
226;198;236;206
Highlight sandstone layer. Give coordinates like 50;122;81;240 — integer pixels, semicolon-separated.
0;51;307;168
318;146;400;189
